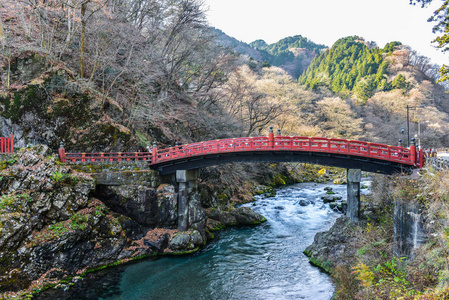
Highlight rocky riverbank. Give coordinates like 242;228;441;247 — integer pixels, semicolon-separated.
0;146;266;299
302;172;449;299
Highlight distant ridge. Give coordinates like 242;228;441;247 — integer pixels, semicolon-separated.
212;28;327;78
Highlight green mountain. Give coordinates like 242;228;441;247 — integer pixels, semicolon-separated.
299;36;403;101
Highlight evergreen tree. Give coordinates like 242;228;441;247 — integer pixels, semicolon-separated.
391;74;408;90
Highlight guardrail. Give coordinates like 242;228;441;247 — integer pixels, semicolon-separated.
0;135;14;153
426;157;449;171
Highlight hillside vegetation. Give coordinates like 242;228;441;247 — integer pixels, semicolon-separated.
300;37;398;100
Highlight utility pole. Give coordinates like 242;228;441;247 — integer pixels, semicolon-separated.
406;105;424;147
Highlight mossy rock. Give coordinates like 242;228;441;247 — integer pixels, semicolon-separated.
272;174;287;187
303;249;333;273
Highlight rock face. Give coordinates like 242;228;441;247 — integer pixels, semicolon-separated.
0;146;267;297
93;184;178;228
303;217;357;273
394;200;427;258
0;147;194;296
0;63;134;152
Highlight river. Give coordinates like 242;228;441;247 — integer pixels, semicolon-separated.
36;180;370;300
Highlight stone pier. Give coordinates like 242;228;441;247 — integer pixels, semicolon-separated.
346;168;361;222
176;169;199;231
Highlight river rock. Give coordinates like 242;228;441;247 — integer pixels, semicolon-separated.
230;207;267;225
206;218;225;231
207;208;238;225
329;202;347;214
143;233;170;253
298;199;310;206
169;230;205;251
206;207;266;226
321;195;342;203
169;232;191;250
304;217;357;273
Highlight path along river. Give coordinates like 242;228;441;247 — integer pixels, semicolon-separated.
37;179;371;300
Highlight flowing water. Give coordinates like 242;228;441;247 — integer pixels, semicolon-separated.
37;180;371;300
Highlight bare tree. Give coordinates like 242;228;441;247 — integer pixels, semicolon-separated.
221;65;284;136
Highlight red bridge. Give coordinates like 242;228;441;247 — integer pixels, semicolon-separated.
58;129;424;175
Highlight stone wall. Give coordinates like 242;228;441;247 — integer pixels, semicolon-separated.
68;161;160;187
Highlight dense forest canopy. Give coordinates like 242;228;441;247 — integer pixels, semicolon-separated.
299;37;407;101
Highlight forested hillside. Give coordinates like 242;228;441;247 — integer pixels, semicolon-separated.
300;37;396;99
214;31;325;78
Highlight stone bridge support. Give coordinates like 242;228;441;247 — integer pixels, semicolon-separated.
346;168;361;222
176;169;199;231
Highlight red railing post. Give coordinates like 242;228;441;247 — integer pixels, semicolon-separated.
151;142;157;164
419;149;424;168
10;134;13;153
409;138;416;165
58;142;66;163
268;126;274;148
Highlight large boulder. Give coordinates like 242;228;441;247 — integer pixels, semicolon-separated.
230;207;267;225
169;230;205;252
206;206;266;230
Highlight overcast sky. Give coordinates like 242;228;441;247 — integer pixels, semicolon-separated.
203;0;448;65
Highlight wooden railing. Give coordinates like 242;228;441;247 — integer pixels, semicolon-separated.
153;136;420;167
0;135;14;153
59;151;152;163
58;134;423;168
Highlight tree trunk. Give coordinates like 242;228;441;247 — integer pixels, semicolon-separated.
0;15;4;46
80;2;87;78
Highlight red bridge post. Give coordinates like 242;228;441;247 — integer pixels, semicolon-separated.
268;126;274;148
10;134;14;153
58;142;66;163
151;142;157;164
410;138;416;165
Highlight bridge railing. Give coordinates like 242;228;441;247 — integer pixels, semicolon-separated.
60;151;152;163
58;135;423;168
0;135;14;153
153;136;420;167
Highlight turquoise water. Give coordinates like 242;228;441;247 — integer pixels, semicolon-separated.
37;181;368;300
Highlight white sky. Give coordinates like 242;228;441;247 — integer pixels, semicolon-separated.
203;0;448;66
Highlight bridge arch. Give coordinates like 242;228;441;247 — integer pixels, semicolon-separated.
150;149;414;175
149;131;422;175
